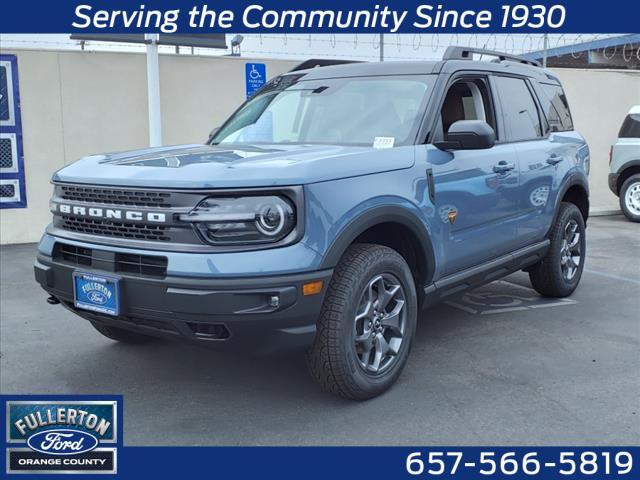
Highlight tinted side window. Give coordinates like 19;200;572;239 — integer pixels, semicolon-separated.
494;76;542;141
539;83;573;132
619;114;640;138
434;78;496;142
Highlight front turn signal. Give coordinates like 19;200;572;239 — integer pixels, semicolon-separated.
302;280;324;296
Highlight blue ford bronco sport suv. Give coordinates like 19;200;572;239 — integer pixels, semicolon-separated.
36;47;590;400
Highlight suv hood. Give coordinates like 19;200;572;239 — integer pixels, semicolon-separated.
53;143;415;189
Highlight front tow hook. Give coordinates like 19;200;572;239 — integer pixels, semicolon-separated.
46;295;61;305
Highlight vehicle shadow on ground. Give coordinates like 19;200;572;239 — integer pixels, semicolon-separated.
56;297;475;406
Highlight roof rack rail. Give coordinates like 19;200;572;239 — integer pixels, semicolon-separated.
288;59;363;73
443;46;542;67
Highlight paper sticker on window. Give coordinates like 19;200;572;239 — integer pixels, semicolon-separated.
373;137;395;149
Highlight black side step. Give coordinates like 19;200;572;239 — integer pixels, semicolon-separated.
422;240;549;307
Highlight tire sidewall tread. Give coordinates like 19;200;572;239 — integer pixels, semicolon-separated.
529;202;586;298
307;244;417;400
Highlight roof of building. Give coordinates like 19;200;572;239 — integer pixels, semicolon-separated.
523;34;640;69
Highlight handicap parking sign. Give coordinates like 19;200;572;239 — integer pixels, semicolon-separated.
245;63;266;99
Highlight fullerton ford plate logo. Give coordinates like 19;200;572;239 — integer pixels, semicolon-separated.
3;397;121;474
82;281;113;305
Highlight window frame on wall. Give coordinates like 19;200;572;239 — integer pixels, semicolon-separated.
0;54;27;209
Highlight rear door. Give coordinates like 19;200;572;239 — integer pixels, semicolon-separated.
490;75;559;247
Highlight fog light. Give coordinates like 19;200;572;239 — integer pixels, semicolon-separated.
302;280;324;296
268;295;280;308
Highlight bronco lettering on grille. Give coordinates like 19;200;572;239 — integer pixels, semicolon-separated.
52;203;167;223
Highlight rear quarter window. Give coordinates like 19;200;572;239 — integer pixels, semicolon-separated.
619;114;640;138
539;83;574;132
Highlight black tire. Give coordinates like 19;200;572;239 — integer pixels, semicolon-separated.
529;202;586;297
90;322;155;344
619;174;640;223
306;244;417;400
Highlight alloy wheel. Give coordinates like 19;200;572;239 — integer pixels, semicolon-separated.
353;273;407;374
560;219;581;281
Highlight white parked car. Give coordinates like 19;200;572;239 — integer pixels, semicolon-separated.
609;106;640;222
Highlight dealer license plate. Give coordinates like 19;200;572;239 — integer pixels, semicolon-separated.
73;272;120;316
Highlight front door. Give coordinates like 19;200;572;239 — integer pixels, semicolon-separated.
426;76;521;275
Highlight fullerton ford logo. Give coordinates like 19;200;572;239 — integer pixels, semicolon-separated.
51;202;167;223
27;429;99;456
82;282;112;305
5;398;120;474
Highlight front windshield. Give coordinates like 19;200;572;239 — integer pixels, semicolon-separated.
211;75;434;147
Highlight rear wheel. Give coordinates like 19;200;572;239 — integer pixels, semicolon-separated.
529;202;586;297
619;174;640;222
91;323;155;344
306;244;417;400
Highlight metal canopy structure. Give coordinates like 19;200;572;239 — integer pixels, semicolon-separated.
523;34;640;69
70;34;227;49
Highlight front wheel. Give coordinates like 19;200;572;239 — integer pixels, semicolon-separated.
529;202;586;298
619;174;640;222
306;244;417;400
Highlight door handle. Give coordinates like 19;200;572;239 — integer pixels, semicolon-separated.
546;155;562;165
493;161;515;174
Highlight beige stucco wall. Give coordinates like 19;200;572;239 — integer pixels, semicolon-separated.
1;48;639;244
553;68;640;214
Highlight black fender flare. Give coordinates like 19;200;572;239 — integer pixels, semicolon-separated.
548;174;590;236
616;159;640;175
616;160;640;190
319;205;437;284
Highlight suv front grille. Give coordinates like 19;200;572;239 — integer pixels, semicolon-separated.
52;183;208;247
116;253;168;277
59;185;172;207
54;243;168;278
60;216;171;242
57;243;92;266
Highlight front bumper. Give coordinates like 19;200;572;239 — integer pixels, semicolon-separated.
35;252;332;354
608;172;620;196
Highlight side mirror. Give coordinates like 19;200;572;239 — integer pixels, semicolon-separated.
434;120;496;151
207;127;220;143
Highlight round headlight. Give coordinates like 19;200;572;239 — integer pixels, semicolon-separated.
256;203;286;236
181;195;296;245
